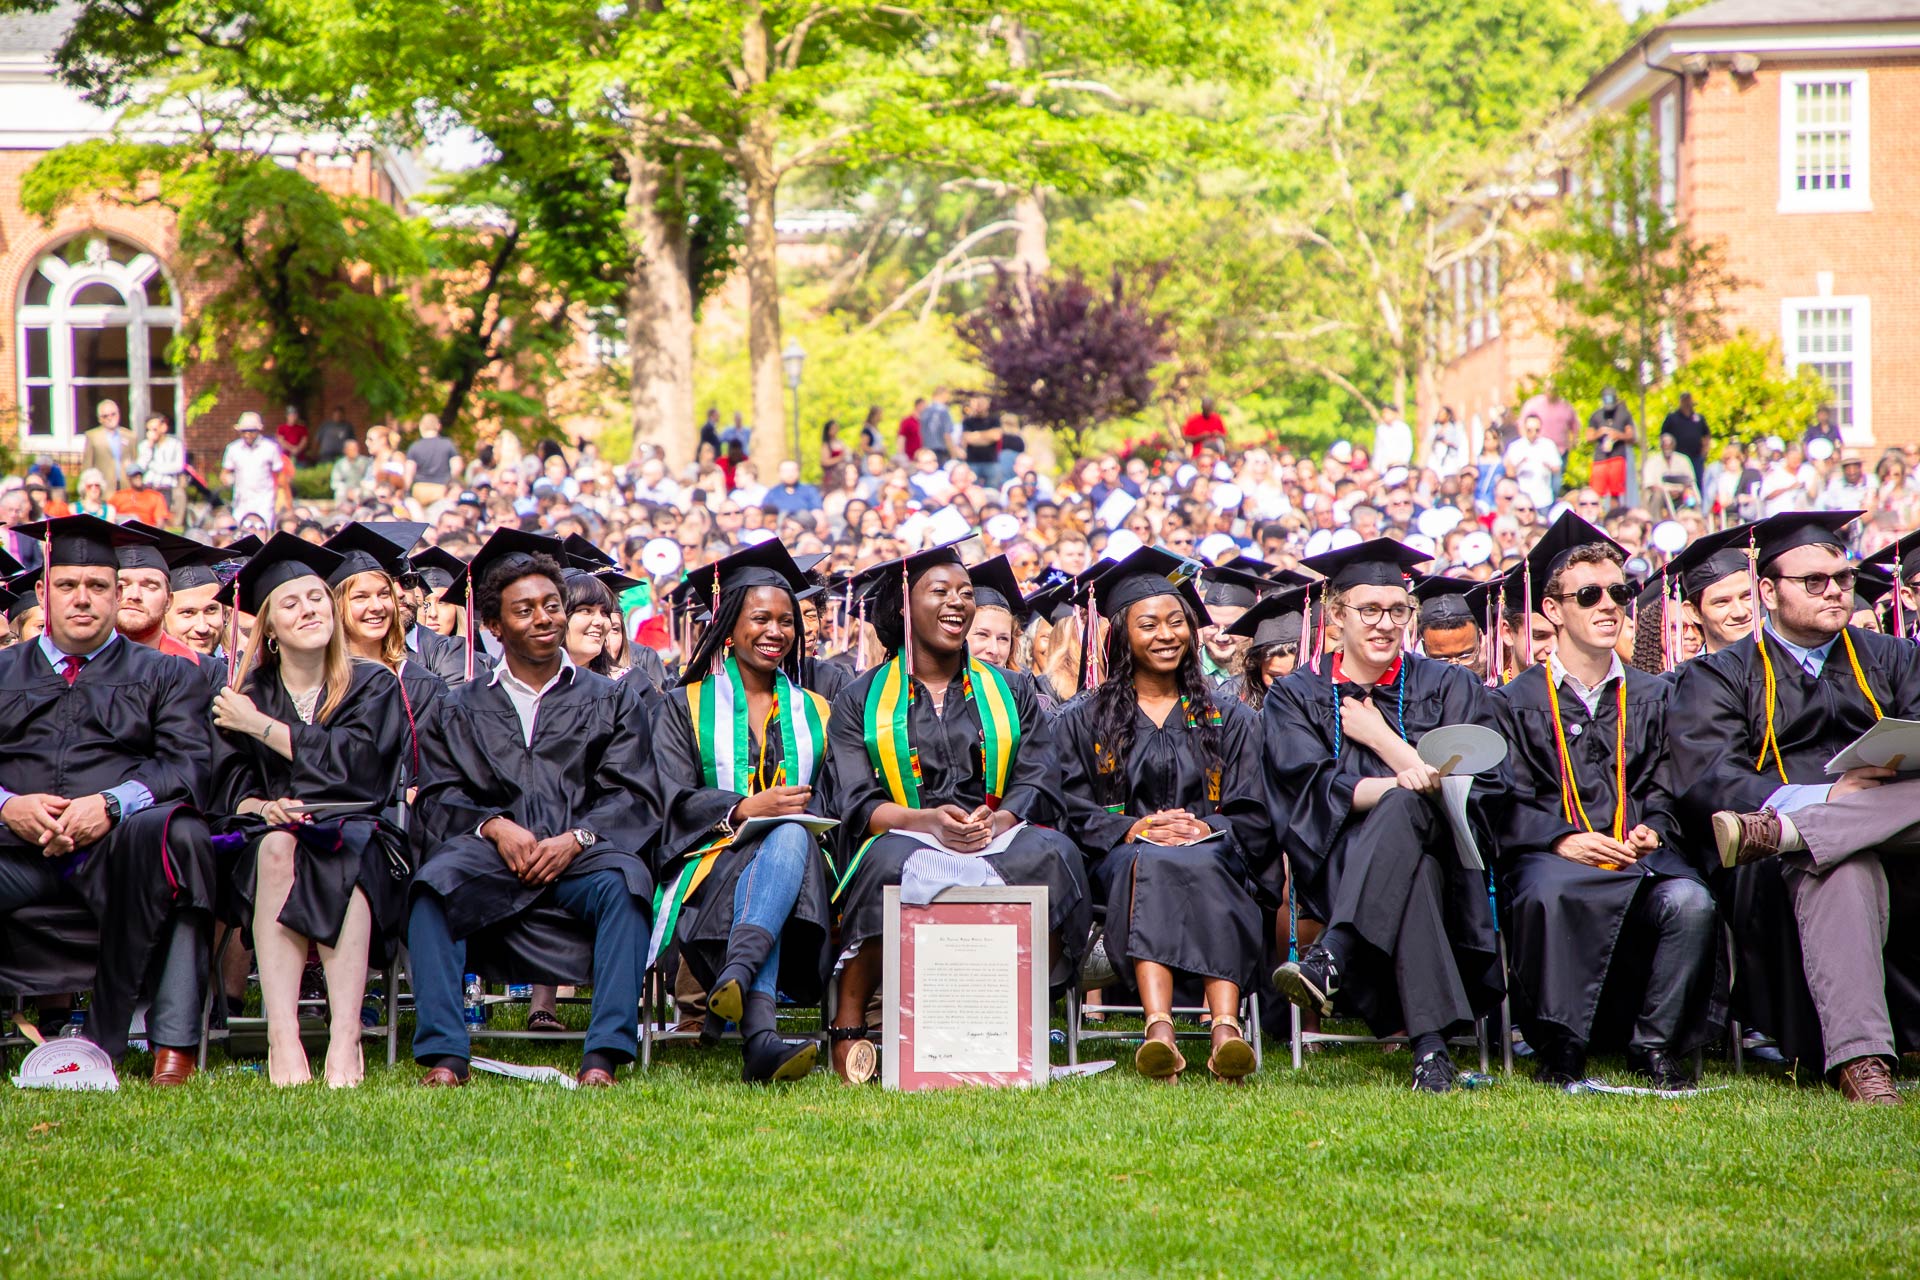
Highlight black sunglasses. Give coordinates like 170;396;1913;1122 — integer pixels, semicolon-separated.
1554;583;1635;609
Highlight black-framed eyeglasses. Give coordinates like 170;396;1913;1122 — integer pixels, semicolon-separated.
1344;603;1414;626
1553;583;1635;609
1773;569;1855;597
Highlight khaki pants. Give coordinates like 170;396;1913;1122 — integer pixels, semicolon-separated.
410;482;449;506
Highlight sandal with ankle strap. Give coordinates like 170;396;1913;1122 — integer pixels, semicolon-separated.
1133;1015;1187;1080
1207;1014;1256;1081
827;1025;877;1085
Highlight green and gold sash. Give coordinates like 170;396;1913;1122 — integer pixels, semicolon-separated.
647;657;830;965
835;653;1021;900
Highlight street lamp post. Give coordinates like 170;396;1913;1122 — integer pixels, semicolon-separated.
782;339;806;471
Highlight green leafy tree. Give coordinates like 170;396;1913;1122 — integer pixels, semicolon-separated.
19;138;425;422
1537;101;1740;446
1651;332;1831;455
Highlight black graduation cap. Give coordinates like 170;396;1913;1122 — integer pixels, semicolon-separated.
1197;563;1270;609
4;569;41;625
0;544;23;580
409;545;467;593
1222;555;1282;580
563;532;616;569
1224;581;1318;648
845;542;971;608
1862;526;1920;584
1077;546;1207;620
1854;562;1895;614
1664;523;1754;603
439;528;567;609
12;513;158;570
1412;574;1481;630
220;531;348;615
1021;568;1080;626
688;539;811;609
794;551;831;580
967;556;1031;625
323;521;424;587
113;521;217;580
1300;537;1432;591
1522;510;1627;612
1748;510;1860;573
592;567;643;597
222;534;264;559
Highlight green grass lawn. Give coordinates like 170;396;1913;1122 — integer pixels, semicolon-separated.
3;1017;1917;1279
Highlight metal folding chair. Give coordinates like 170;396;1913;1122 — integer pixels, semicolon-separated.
1063;923;1265;1071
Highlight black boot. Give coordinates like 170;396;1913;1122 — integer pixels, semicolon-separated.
741;991;818;1083
707;924;778;1025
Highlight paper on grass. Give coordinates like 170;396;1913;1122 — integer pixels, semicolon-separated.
1824;717;1920;775
1568;1079;1728;1099
1051;1060;1118;1081
470;1056;579;1089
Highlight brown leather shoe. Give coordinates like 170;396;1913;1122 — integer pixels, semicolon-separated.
576;1066;616;1088
419;1066;468;1088
1712;808;1783;869
150;1047;195;1087
1835;1056;1903;1105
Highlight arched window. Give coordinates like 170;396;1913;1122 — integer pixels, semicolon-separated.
15;234;182;449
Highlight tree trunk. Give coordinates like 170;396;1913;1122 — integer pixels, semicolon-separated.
739;4;789;471
1013;188;1049;278
623;135;696;469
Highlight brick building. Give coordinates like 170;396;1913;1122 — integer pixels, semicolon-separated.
0;6;422;473
1432;0;1920;450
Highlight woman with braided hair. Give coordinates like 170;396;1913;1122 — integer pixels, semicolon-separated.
1053;548;1268;1081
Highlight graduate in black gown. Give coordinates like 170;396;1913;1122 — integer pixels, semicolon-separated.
1492;516;1721;1089
410;531;657;1087
403;546;473;686
822;544;1089;1084
209;534;410;1088
1265;537;1508;1092
0;516;216;1079
648;542;833;1083
1667;512;1920;1099
1054;549;1266;1081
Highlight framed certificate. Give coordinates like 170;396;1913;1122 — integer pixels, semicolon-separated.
881;886;1050;1091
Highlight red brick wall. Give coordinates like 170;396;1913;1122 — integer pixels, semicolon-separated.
0;147;396;478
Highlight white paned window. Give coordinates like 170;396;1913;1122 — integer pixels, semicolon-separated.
1780;73;1870;213
1783;296;1871;441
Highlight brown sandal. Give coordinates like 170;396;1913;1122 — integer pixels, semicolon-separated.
1207;1015;1256;1081
526;1009;566;1033
1134;1016;1187;1081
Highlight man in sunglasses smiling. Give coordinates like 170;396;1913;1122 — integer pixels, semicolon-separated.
1669;511;1920;1105
1494;513;1720;1091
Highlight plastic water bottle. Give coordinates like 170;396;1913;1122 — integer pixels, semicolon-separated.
57;1011;86;1039
463;974;488;1027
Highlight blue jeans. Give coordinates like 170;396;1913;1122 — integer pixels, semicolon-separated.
408;870;646;1065
733;824;813;997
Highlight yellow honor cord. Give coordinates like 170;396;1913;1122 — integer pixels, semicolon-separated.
1756;629;1883;784
1544;663;1627;842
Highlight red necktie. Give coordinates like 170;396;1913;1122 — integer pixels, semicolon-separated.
61;655;84;687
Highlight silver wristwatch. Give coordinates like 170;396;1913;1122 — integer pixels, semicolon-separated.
572;827;598;850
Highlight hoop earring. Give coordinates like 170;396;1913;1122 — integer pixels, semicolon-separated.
265;636;279;655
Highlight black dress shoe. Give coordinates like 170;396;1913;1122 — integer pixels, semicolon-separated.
1272;944;1341;1017
1411;1049;1457;1094
1532;1039;1587;1088
1627;1046;1693;1091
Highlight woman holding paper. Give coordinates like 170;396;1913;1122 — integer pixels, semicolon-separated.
209;534;409;1087
647;541;833;1083
1054;548;1268;1081
822;544;1089;1084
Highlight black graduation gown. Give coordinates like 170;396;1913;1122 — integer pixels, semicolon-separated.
1667;627;1920;1065
801;654;853;703
0;635;217;1058
413;666;656;946
822;661;1090;990
1495;664;1725;1052
409;626;468;686
210;660;411;959
1261;654;1507;1033
1055;693;1267;989
646;686;833;1002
